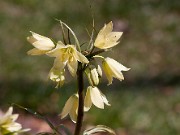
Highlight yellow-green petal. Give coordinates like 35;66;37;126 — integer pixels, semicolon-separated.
61;96;75;119
27;48;47;55
67;58;78;77
69;97;78;123
84;88;92;112
102;61;113;85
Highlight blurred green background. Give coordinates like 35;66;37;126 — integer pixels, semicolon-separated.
0;0;180;135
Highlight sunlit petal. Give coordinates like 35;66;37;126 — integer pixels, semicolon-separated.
99;21;113;35
89;86;104;109
47;46;63;57
0;107;30;134
97;65;102;77
74;51;89;64
106;57;130;72
84;88;92;112
94;21;123;49
90;68;99;86
102;57;130;84
28;32;55;50
4;123;22;132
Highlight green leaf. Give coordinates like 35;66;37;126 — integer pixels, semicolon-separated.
83;125;116;135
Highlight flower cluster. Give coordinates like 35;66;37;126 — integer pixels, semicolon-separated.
0;107;30;135
27;21;129;123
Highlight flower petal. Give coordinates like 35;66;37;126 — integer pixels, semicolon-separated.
28;32;55;50
97;65;102;77
90;86;104;109
99;21;113;35
49;67;65;87
0;107;13;124
94;21;124;49
102;61;113;85
27;48;47;55
90;68;99;86
108;32;123;43
84;88;92;112
10;114;19;122
74;51;89;64
4;123;22;132
69;96;78;123
53;57;67;71
100;91;111;106
61;96;75;119
67;58;78;77
106;57;130;72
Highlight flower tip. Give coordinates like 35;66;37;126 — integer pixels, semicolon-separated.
26;36;30;40
29;31;34;34
27;50;32;55
127;68;131;71
84;107;90;112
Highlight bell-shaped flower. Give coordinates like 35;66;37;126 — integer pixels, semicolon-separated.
47;41;89;76
49;67;65;88
27;31;55;55
94;21;123;49
0;107;30;135
102;57;130;85
84;86;110;111
61;94;79;123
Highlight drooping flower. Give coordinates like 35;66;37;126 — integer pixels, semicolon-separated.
94;21;123;49
27;31;55;55
49;67;65;88
102;57;130;85
0;107;30;135
47;41;89;76
61;94;79;123
84;86;110;111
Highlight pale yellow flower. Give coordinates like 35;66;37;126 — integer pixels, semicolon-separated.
49;67;65;88
47;41;89;76
0;107;30;135
84;86;110;111
86;67;100;86
61;94;79;123
94;21;123;49
102;57;130;85
27;31;55;55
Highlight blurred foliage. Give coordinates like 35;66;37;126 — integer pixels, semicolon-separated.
88;86;180;135
0;0;180;135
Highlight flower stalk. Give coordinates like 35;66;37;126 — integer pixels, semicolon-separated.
74;62;84;135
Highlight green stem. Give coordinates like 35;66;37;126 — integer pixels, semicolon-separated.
74;63;84;135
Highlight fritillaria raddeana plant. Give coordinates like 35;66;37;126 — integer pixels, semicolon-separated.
27;20;130;135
